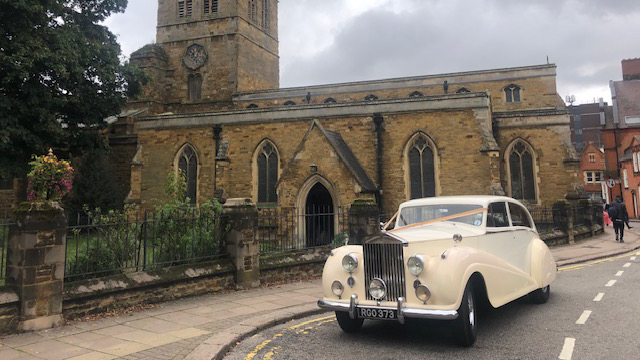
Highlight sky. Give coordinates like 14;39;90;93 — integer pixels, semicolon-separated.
104;0;640;105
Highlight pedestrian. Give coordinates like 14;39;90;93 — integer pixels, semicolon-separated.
608;196;629;242
603;204;612;227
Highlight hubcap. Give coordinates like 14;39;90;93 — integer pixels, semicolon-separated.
468;290;475;329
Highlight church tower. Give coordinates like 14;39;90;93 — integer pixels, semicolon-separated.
137;0;280;110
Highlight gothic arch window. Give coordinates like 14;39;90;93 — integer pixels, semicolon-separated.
405;133;437;199
255;140;279;203
176;144;198;205
204;0;218;14
247;103;259;109
364;94;379;101
188;74;202;102
456;87;471;94
283;100;296;106
504;84;522;103
409;91;424;98
323;98;337;104
506;139;537;202
248;0;257;23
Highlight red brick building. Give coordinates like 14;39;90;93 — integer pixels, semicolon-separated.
603;58;640;216
579;143;606;202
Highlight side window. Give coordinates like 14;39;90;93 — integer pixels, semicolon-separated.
509;204;532;228
487;202;509;227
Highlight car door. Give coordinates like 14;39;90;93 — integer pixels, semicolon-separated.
482;202;516;265
506;202;536;274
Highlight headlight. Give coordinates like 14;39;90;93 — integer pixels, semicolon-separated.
415;284;431;302
331;281;344;296
407;255;425;276
342;253;358;273
369;278;386;300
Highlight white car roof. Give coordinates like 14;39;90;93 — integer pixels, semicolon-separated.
399;196;522;209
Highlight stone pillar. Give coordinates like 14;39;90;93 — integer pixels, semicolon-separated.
7;202;65;331
224;198;260;289
348;199;380;245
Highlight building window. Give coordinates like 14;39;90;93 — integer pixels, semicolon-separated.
589;153;596;163
634;152;638;172
262;0;269;30
204;0;218;14
456;87;471;94
624;169;629;188
585;171;603;184
505;84;521;103
178;0;193;17
187;74;202;102
409;91;424;98
177;144;198;205
364;94;378;102
257;141;278;203
407;133;436;199
507;139;536;201
248;0;257;23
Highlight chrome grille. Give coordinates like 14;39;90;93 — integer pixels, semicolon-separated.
364;242;406;301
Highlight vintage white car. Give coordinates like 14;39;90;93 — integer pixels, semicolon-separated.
318;196;556;346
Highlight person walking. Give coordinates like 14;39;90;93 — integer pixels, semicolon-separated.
608;196;629;242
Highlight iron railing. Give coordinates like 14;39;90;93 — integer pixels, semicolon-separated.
65;209;226;282
257;206;348;254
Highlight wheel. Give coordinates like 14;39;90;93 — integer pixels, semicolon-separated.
453;282;477;347
335;311;363;333
529;285;550;304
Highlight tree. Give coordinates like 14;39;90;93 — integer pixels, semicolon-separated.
0;0;146;177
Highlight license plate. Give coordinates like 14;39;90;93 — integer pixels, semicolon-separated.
358;307;397;320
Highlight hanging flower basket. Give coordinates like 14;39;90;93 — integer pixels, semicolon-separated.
26;149;74;202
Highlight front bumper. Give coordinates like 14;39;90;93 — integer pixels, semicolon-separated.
318;294;458;324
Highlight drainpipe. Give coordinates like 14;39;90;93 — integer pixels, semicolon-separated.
373;113;384;214
610;81;623;200
213;124;222;199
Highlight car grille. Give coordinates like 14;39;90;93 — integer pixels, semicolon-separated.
364;242;406;301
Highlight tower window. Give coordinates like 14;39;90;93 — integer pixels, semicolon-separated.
178;0;193;17
262;0;269;30
505;84;521;103
188;74;202;102
204;0;218;14
248;0;257;23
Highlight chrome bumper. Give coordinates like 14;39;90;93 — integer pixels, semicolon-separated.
318;295;458;323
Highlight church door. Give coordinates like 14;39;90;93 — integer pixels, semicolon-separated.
305;183;335;247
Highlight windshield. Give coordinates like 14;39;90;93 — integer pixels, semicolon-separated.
396;204;485;228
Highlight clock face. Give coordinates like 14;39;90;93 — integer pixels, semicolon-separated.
183;44;207;70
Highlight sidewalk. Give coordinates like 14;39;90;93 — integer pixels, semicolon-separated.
1;227;639;360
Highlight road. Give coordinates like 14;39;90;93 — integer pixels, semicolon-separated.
225;251;640;360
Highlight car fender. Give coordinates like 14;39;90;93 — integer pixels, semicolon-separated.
321;245;365;299
530;238;557;288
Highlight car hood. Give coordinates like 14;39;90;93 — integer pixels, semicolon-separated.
388;222;484;243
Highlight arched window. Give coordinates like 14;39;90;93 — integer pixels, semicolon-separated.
247;103;259;109
507;139;537;201
407;133;436;199
177;144;198;205
188;74;202;102
505;84;521;103
257;141;278;203
323;97;337;104
456;87;471;94
364;94;379;101
283;100;296;106
409;91;424;98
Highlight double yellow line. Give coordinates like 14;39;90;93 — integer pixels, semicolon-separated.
558;250;639;272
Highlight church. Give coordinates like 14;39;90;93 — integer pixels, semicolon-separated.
109;0;580;234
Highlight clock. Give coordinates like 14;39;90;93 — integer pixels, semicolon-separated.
183;44;207;70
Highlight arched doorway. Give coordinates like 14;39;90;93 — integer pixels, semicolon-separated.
305;183;335;247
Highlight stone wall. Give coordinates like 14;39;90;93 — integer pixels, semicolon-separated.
0;189;15;217
259;247;331;284
0;289;19;333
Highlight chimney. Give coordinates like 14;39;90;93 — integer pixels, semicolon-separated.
622;58;640;81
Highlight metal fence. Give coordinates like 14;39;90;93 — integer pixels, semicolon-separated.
257;206;348;255
528;203;603;234
65;208;227;282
